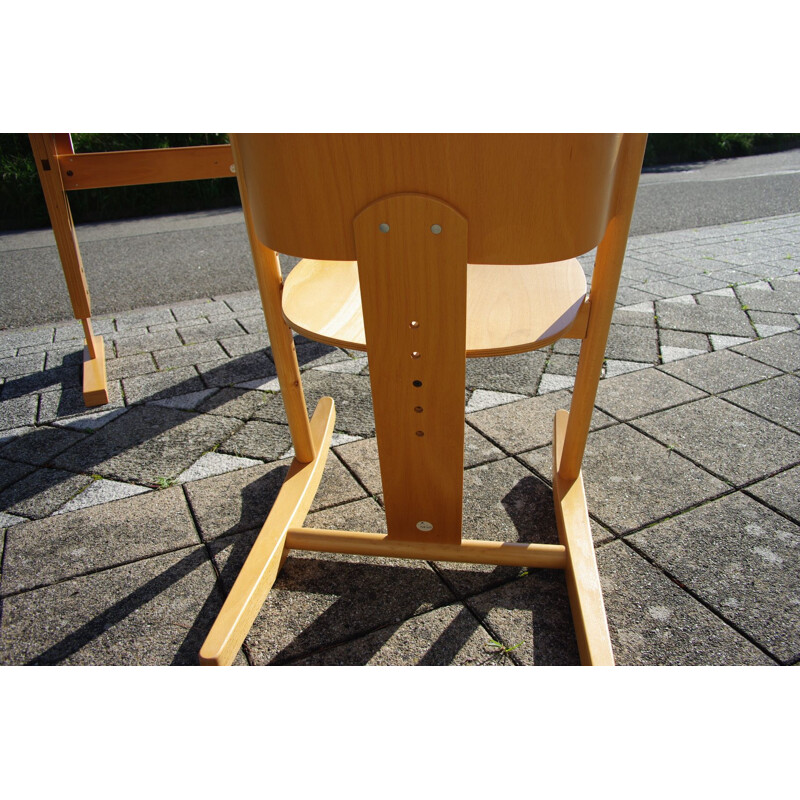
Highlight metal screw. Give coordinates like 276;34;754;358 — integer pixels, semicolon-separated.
409;320;419;328
431;224;442;234
411;351;420;359
379;223;390;233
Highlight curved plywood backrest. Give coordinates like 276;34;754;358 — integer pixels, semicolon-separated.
232;133;625;265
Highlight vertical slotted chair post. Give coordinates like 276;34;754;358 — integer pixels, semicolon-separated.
199;134;647;666
29;133;109;407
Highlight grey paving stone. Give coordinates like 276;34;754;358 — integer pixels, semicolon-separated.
104;352;157;381
631;397;800;486
0;458;34;493
153;341;228;369
0;468;92;519
55;479;152;514
659;329;711;351
217;419;293;461
465;388;528;413
0;486;198;596
50;404;241;484
746;466;800;524
0;425;86;466
732;331;800;372
177;318;246;344
604;324;660;363
37;382;125;424
655;301;755;337
294;338;350;370
296;602;504;666
468;391;613;455
200;352;276;388
113;330;183;357
49;406;127;433
611;305;656;328
0;327;54;349
597;540;776;666
219;332;271;358
0;546;231;665
252;371;375;438
615;286;662;307
195;387;268;420
520;423;728;534
737;284;800;314
122;366;206;404
185;453;367;542
722;374;800;433
465;350;548;395
629;493;800;662
0;353;45;378
218;291;263;313
170;298;233;321
594;368;707;421
177;452;261;484
544;353;579;376
236;312;268;334
0;394;38;430
147;388;217;411
466;569;581;665
658;349;781;393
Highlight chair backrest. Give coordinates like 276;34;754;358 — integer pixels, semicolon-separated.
234;133;623;265
232;133;643;547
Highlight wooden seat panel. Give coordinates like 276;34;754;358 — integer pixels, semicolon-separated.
282;257;587;357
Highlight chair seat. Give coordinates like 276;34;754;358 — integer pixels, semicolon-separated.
282;258;588;357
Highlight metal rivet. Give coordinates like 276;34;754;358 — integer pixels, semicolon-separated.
379;223;390;233
409;320;419;328
416;521;433;531
415;430;424;436
431;224;442;235
413;380;422;387
229;164;236;174
411;351;420;359
414;406;423;413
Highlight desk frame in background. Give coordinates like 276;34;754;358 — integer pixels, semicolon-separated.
28;134;236;406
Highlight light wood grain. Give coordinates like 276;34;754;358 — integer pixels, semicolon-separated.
287;528;567;569
59;145;235;190
354;193;468;545
282;258;588;356
553;409;614;665
199;396;335;666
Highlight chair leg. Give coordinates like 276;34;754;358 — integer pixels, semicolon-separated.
552;409;614;666
199;396;336;666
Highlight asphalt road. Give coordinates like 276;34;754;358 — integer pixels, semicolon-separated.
2;148;799;329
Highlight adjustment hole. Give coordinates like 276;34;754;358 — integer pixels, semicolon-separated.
412;380;422;387
415;431;425;437
414;406;423;413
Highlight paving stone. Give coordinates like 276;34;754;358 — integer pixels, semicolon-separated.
177;452;262;484
217;419;293;461
468;391;613;455
195;387;268;420
615;286;662;306
632;397;800;486
0;352;45;378
153;341;228;369
722;374;800;433
660;345;707;363
537;374;574;393
732;331;800;372
520;424;728;534
236;313;268;334
113;330;183;357
122;366;205;404
200;352;276;388
294;338;350;370
629;493;800;662
252;371;375;438
0;512;26;528
0;426;32;448
0;486;198;596
218;291;263;313
105;352;157;381
604;324;659;362
113;307;176;330
709;334;753;350
0;425;86;467
297;602;504;666
0;327;54;349
466;569;581;665
185;454;367;542
50;404;241;484
55;479;152;514
746;466;800;524
0;468;93;519
603;360;650;378
314;356;370;375
597;540;775;666
0;458;34;493
610;305;656;328
177;317;246;344
594;368;707;421
655;301;755;337
465;389;527;413
0;394;38;430
465;350;548;395
659;329;710;351
658;349;781;393
0;546;231;665
37;382;125;424
147;388;218;411
170;299;233;321
219;332;271;358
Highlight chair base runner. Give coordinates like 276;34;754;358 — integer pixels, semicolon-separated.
199;396;336;666
553;409;615;665
82;336;109;407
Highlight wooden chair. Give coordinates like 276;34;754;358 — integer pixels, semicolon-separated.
200;133;647;666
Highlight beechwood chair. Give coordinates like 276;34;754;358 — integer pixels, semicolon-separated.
199;133;648;666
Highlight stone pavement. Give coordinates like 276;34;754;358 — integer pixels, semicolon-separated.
1;213;799;666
